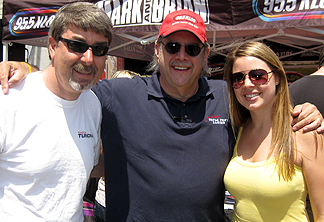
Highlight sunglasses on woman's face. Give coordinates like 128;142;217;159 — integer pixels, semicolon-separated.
58;37;109;56
161;42;204;57
231;69;273;89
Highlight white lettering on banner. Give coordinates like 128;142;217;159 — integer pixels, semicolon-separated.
176;0;182;10
13;15;55;31
310;0;320;9
96;0;112;18
133;0;142;23
121;0;132;24
95;0;209;27
151;0;164;23
164;0;177;18
27;17;35;29
183;0;194;11
110;0;121;26
299;0;310;10
263;0;297;13
143;0;152;23
299;0;324;10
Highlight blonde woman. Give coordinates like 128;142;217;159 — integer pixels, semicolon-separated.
223;41;324;221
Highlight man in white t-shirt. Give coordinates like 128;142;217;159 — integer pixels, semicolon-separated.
0;2;112;221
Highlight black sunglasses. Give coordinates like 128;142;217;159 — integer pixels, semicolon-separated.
231;69;273;89
161;42;204;57
58;37;109;56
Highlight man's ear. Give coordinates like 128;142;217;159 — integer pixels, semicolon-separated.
205;46;210;58
154;42;159;60
48;36;57;59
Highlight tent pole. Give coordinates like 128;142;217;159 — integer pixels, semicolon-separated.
109;33;157;53
212;31;216;51
2;42;9;61
278;45;324;60
284;33;324;44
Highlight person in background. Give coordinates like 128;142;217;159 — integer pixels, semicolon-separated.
0;2;112;221
289;47;324;115
289;46;324;222
224;41;324;222
1;9;324;222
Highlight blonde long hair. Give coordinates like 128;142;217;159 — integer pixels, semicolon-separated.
224;41;295;181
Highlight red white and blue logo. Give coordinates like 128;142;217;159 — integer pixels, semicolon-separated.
9;7;59;37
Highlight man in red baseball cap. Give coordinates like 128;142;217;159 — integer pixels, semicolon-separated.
148;9;210;102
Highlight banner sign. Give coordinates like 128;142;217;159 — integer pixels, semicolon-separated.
96;0;210;28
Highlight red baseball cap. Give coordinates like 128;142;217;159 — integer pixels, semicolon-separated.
158;9;207;44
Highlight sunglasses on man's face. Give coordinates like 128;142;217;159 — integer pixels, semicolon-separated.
231;69;273;89
161;42;204;57
58;37;109;57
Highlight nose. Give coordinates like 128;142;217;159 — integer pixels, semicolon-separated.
176;45;188;60
81;47;94;64
243;74;254;87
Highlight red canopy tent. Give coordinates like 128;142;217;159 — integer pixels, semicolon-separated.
3;0;324;63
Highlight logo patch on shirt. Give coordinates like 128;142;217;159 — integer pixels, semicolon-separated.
205;115;228;125
78;131;93;138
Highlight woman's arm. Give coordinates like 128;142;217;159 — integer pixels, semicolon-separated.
297;131;324;221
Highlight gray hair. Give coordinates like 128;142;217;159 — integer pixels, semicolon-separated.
49;2;113;45
146;38;210;76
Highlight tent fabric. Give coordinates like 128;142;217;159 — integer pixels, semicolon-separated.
3;0;324;61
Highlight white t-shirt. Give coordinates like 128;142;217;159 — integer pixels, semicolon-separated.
0;72;101;221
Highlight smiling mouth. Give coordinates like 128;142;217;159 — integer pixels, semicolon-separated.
173;66;190;71
245;93;260;98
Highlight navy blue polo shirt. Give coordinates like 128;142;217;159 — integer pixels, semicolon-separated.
92;73;235;222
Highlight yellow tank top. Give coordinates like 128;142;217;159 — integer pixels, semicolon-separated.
224;128;309;222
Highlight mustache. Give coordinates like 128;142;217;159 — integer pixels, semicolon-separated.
170;61;192;67
72;63;97;74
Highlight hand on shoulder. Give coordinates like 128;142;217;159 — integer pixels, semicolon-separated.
0;61;33;94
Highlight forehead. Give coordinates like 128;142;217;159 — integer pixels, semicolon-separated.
62;25;109;44
164;31;201;43
233;56;270;72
